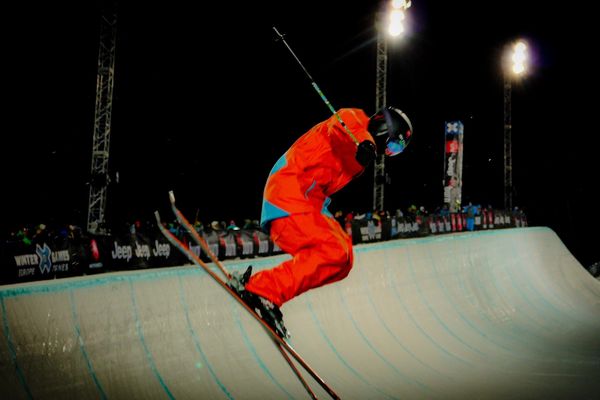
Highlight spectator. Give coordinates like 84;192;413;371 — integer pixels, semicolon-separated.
465;202;476;231
32;224;48;244
227;220;240;231
16;228;32;246
334;210;345;228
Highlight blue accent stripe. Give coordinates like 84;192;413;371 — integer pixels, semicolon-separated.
454;242;545;353
498;236;592;354
0;227;553;300
473;242;568;356
359;256;453;382
405;245;487;358
352;226;550;254
260;200;290;228
306;296;399;400
1;268;208;298
69;290;107;399
336;284;433;395
129;279;175;399
304;180;317;199
226;256;290;272
321;197;333;218
513;235;595;327
1;295;33;399
496;238;584;350
269;153;288;176
497;239;558;333
232;305;295;399
177;275;234;399
451;234;594;361
260;152;290;228
428;241;535;358
382;248;473;367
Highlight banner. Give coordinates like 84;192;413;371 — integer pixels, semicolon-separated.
195;230;221;262
219;231;239;259
443;121;464;212
2;214;528;285
253;230;272;256
1;234;104;284
99;231;186;270
236;229;255;258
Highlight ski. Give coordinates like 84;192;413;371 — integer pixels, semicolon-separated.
154;192;340;400
161;194;318;399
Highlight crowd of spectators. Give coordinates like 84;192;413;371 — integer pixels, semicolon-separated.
5;222;83;247
4;203;529;247
11;203;600;284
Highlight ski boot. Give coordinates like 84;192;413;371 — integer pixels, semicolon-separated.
227;266;290;339
227;265;253;294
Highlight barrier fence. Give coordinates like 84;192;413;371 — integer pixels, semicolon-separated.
1;210;526;285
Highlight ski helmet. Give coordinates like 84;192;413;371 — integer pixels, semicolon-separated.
368;106;413;156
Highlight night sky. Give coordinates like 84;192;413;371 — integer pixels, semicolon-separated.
3;1;598;266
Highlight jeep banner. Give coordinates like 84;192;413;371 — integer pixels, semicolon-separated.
98;232;185;270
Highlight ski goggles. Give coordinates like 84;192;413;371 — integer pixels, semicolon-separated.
385;138;406;157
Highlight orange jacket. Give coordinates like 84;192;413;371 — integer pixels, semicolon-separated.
260;108;374;230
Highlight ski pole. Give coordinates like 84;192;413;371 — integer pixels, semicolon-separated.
273;26;360;147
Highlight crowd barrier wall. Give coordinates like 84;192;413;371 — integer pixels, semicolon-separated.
1;210;526;285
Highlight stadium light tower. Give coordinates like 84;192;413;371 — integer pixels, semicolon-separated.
87;6;118;235
373;0;411;211
502;39;528;211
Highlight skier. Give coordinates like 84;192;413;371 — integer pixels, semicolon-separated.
228;106;413;337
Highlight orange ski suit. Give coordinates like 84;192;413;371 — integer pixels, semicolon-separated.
245;108;374;307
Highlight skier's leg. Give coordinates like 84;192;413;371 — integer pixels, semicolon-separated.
245;212;354;307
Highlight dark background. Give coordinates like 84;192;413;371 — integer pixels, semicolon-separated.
2;1;598;266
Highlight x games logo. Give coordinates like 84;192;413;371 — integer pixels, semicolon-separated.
35;243;52;274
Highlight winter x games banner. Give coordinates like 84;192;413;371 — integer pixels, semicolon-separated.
444;121;464;212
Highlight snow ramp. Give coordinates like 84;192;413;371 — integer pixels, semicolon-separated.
1;227;600;399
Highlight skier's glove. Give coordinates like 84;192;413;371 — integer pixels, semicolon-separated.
355;140;376;167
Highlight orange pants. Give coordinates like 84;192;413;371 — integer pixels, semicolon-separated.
245;212;354;307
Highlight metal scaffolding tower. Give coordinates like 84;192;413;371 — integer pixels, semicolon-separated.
87;8;117;234
373;25;388;211
503;73;513;211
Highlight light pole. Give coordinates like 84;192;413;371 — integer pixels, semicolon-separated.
503;40;528;211
373;0;411;211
